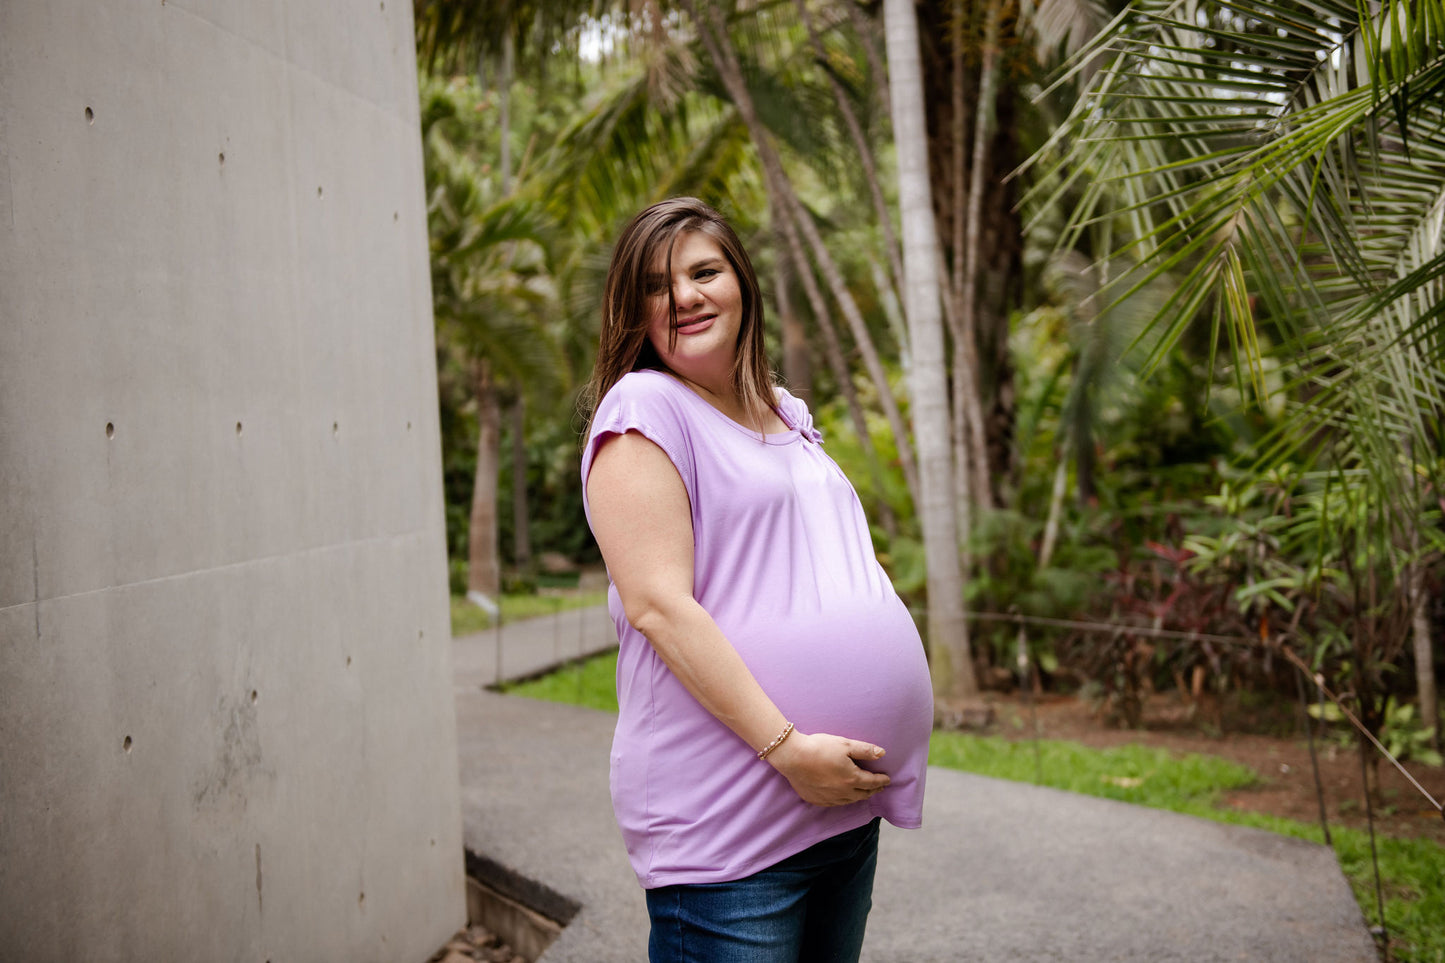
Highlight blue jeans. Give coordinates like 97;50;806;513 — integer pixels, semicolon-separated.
645;818;881;963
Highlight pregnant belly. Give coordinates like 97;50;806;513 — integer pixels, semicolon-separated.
720;595;934;773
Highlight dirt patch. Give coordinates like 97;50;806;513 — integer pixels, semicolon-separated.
984;691;1445;846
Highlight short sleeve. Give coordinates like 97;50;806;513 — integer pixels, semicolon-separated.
581;371;698;524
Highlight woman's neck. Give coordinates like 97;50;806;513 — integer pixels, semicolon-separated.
664;370;782;434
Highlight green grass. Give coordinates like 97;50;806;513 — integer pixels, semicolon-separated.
503;650;1444;961
449;591;608;635
928;731;1261;808
498;648;622;712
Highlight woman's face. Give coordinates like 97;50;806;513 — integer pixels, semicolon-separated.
645;230;743;388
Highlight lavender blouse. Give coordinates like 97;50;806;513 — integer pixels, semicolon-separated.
582;369;933;889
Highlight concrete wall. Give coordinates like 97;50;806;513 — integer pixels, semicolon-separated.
0;2;467;960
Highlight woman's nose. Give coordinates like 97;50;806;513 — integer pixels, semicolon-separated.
672;278;703;306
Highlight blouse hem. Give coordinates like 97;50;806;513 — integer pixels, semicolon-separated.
635;808;922;889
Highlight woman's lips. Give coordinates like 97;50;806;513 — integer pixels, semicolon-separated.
674;314;716;333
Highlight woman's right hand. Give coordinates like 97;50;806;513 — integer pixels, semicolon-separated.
765;731;891;807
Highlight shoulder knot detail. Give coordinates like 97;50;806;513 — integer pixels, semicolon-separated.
775;386;824;444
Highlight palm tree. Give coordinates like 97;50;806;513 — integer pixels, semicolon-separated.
422;77;567;607
886;0;981;702
1032;0;1445;745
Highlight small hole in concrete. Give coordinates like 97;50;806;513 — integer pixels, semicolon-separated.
85;106;94;124
235;421;243;436
250;689;258;704
123;735;132;752
317;185;323;198
346;655;352;667
219;151;225;166
406;420;412;430
358;891;365;906
393;211;399;221
332;421;339;436
418;629;424;641
105;422;115;439
380;1;385;9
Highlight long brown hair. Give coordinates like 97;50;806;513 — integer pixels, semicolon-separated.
583;197;774;431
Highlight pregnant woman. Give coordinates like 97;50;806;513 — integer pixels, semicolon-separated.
582;197;934;962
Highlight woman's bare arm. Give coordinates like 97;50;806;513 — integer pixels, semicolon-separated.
587;429;889;806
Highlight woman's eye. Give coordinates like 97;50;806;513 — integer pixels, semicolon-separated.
695;269;719;280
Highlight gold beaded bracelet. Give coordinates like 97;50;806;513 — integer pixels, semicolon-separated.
757;722;795;760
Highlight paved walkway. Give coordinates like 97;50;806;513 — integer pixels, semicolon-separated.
453;602;619;691
453;606;1377;962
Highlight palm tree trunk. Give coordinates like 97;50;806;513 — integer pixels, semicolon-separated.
498;28;514;188
468;362;502;605
955;0;1001;512
949;0;966;331
949;0;971;527
794;0;905;300
771;194;897;535
510;397;532;578
785;191;922;506
869;257;909;369
843;0;891;118
1405;448;1439;750
684;0;923;514
1038;453;1069;570
1416;546;1439;751
468;24;515;613
936;244;972;537
802;252;882;492
777;243;812;398
885;0;979;701
1411;556;1440;753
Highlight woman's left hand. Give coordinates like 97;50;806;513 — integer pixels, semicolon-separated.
764;731;890;807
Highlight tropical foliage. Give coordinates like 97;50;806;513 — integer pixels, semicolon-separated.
1025;0;1445;766
415;0;1442;763
417;2;1442;954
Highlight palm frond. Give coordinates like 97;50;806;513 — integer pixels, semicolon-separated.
1030;0;1445;569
